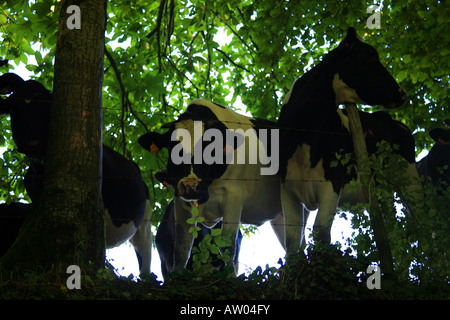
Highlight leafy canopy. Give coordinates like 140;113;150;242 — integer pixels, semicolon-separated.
0;0;449;282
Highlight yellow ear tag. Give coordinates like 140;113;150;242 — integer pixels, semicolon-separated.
0;87;11;94
223;144;233;155
437;138;446;144
150;142;159;153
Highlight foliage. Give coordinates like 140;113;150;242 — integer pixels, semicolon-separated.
190;227;234;273
1;0;449;215
1;243;448;300
334;141;449;284
185;205;234;272
0;0;449;298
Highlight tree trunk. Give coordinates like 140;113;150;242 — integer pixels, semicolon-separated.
0;0;107;278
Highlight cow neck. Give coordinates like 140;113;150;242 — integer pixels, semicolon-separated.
280;54;340;130
277;49;345;181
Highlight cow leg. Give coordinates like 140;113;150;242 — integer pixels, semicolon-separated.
403;163;423;207
398;163;424;235
269;212;287;252
220;201;243;274
173;198;195;272
281;183;307;253
129;200;152;274
314;185;339;245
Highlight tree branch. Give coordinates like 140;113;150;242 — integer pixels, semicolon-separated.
162;0;175;56
165;55;201;95
146;0;166;39
104;47;149;135
210;8;257;57
215;48;251;73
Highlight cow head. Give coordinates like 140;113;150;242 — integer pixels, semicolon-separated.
138;103;242;206
0;73;51;158
331;27;406;109
0;73;24;95
429;126;450;145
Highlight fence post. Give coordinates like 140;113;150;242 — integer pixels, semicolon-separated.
345;103;394;277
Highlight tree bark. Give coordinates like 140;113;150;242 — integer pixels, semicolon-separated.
1;0;107;277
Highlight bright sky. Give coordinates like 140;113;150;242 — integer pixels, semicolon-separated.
106;211;354;281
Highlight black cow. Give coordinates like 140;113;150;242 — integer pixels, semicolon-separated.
0;202;31;257
277;27;419;251
139;99;285;273
0;73;152;274
417;123;450;188
156;199;243;278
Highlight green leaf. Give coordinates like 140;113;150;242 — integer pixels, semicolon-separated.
196;216;205;224
186;217;196;225
396;70;408;82
190;206;199;217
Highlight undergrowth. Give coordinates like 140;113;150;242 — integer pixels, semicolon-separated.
1;244;448;300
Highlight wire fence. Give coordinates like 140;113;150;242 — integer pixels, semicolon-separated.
0;213;314;229
1;95;424;228
1;95;417;143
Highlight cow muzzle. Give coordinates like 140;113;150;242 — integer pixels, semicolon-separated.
179;177;199;195
385;87;407;109
177;176;207;206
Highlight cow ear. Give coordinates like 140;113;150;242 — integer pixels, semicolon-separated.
0;73;25;94
223;144;234;156
0;86;11;94
429;127;449;144
341;27;358;52
150;142;160;153
138;132;170;153
155;170;172;187
223;131;246;154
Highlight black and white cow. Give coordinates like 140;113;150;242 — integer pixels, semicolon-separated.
417;123;450;188
138;99;285;272
277;27;419;251
0;73;152;274
155;199;243;278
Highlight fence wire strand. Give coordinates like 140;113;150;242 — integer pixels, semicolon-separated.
1;97;421;229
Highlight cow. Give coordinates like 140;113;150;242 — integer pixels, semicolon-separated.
0;72;152;274
155;199;243;278
0;73;51;158
138;99;285;273
417;123;450;188
277;27;419;252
